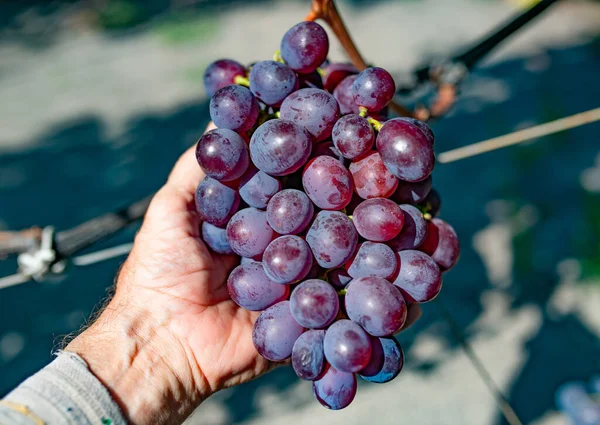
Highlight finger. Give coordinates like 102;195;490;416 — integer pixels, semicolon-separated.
166;121;217;195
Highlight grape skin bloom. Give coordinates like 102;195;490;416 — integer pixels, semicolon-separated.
227;262;289;311
252;301;305;361
306;211;358;269
195;128;249;182
280;88;340;141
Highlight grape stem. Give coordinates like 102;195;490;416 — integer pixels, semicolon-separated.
307;0;415;118
233;75;250;87
366;116;383;132
337;288;347;296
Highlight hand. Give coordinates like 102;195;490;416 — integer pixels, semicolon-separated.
66;123;271;425
66;123;422;425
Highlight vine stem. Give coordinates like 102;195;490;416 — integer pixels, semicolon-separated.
307;0;415;118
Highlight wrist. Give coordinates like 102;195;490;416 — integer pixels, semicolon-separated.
65;294;210;425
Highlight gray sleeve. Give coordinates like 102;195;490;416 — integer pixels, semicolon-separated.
0;351;127;425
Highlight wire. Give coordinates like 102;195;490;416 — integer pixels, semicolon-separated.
72;243;133;266
437;107;600;163
0;273;30;290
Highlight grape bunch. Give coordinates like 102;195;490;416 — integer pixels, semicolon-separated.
198;20;460;410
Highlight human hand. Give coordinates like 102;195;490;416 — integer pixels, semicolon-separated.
66;123;421;425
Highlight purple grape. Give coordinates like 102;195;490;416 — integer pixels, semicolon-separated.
349;151;398;199
306;211;358;269
359;337;404;383
387;204;428;251
226;208;274;258
310;141;346;165
328;268;352;289
280;21;329;74
239;166;281;209
290;279;339;329
352;198;404;242
201;222;233;254
302;156;353;210
240;256;259;265
333;75;359;115
299;70;324;89
392;250;442;303
266;189;314;235
418;188;441;217
227;262;289;311
292;330;326;380
397;117;434;145
376;118;435;182
195;177;240;227
345;276;407;336
346;242;397;280
249;61;298;106
204;59;246;96
209;85;259;132
392;176;432;204
331;114;374;160
252;301;305;361
420;218;460;271
323;319;372;373
263;235;313;284
195;128;249;181
322;63;358;92
313;365;357;410
280;88;340;141
351;67;396;111
249;119;312;176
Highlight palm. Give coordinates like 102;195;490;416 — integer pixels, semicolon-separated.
121;174;271;393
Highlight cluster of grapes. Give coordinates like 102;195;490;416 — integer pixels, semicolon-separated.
197;21;460;410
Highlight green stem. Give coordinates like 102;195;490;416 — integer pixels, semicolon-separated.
367;116;383;131
273;50;285;63
234;75;250;87
337;288;347;296
359;106;368;117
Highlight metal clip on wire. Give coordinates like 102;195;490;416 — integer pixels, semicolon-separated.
17;226;56;281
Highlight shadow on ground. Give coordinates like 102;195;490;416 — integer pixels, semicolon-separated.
0;39;599;425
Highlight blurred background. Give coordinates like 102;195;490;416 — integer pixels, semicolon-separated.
1;0;599;424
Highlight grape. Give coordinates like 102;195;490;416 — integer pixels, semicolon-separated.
280;21;329;74
263;235;313;284
306;262;325;280
352;198;404;242
376;118;435;182
292;330;326;380
290;279;339;329
328;268;352;289
266;189;314;235
420;218;460;271
349;151;399;199
302;155;353;210
195;177;240;227
397;117;434;145
209;85;259;132
239;166;281;209
333;75;359;115
392;250;442;303
280;88;340;141
359;337;404;383
252;301;305;361
310;141;346;165
346;242;397;280
387;204;428;251
313;365;357;410
332;114;374;160
345;276;407;336
392;176;432;204
323;319;372;372
418;188;441;217
249;61;298;106
204;59;246;96
226;208;274;258
322;63;358;92
351;67;396;111
249;119;312;176
201;222;233;254
306;211;358;268
196;129;249;181
299;70;324;89
240;256;259;265
227;262;289;311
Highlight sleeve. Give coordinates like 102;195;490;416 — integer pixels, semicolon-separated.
0;351;127;425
